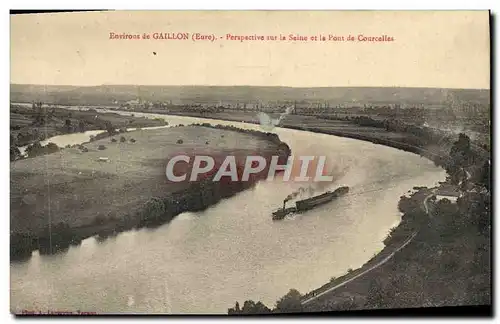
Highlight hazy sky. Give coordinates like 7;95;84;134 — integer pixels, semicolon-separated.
10;11;490;89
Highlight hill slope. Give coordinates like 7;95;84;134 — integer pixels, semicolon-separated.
10;84;490;106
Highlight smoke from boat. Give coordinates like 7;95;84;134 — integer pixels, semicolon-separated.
282;159;350;205
257;106;294;132
284;186;315;203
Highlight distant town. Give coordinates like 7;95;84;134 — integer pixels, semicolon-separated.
52;96;491;139
12;94;490;141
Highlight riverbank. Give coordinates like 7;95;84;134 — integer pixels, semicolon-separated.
10;124;291;261
10;104;167;148
300;185;490;311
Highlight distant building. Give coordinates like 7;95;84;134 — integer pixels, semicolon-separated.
435;184;461;203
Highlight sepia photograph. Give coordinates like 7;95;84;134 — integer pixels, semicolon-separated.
9;10;491;315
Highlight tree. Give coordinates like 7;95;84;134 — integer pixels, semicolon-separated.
243;300;271;314
104;121;116;135
452;133;471;154
228;300;271;314
458;192;491;235
432;199;461;237
140;197;166;225
31;102;45;125
9;135;20;161
10;146;21;161
228;302;239;315
25;142;43;158
65;119;72;132
45;142;59;154
448;133;474;179
365;278;395;309
478;160;491;191
274;289;303;313
25;142;59;158
78;120;86;133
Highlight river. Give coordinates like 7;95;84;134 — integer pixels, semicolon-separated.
10;111;447;314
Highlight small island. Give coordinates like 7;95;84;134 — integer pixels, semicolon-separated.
10;103;167;160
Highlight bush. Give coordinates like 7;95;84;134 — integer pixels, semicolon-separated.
45;142;59;153
130;138;136;143
25;141;59;158
104;121;116;135
78;120;86;132
177;139;184;144
120;136;126;143
141;197;166;223
93;214;107;225
10;146;21;161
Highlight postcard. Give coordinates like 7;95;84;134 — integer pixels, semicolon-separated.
10;10;491;315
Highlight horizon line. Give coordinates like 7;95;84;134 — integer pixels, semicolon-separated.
9;83;491;91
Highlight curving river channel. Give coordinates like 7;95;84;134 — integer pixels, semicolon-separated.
10;111;446;314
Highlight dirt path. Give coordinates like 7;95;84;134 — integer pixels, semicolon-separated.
301;231;418;305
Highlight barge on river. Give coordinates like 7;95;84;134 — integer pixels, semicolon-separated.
272;186;350;220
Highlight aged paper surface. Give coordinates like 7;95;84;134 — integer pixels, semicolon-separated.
10;10;490;315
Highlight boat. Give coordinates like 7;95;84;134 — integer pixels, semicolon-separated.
272;186;350;220
272;206;298;220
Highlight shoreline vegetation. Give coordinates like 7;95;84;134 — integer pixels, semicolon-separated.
10;120;291;261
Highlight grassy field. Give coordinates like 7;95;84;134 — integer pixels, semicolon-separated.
10;125;284;239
